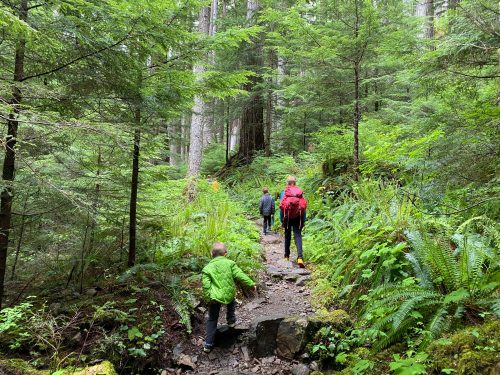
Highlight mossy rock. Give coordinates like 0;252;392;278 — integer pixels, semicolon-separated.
311;309;352;330
69;361;117;375
0;358;49;375
427;320;500;375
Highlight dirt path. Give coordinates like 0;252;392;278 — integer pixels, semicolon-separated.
178;227;315;375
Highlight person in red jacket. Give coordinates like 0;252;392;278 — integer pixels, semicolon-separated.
279;176;307;268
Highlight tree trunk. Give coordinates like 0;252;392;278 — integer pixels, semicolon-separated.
353;0;361;179
425;0;434;39
238;0;264;163
0;0;27;309
10;194;29;281
128;111;141;268
265;90;272;156
187;6;210;177
230;118;240;151
303;112;307;151
353;63;361;177
226;102;230;162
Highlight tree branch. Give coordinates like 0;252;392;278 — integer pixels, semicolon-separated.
20;28;136;82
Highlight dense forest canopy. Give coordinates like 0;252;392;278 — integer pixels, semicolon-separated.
0;0;498;374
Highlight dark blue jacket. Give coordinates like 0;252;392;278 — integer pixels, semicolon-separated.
259;193;275;216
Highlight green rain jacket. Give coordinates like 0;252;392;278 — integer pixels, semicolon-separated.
202;256;255;304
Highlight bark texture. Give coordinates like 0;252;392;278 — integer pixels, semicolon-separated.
187;6;211;177
0;0;27;308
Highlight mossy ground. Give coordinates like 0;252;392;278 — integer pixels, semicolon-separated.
427;319;500;375
0;358;49;375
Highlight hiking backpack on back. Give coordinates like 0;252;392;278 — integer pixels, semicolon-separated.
280;186;307;220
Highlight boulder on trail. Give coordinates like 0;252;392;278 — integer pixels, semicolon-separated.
276;316;311;359
310;309;352;330
295;275;311;286
248;315;286;357
291;363;310;375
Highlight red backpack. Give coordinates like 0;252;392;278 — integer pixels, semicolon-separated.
280;186;307;220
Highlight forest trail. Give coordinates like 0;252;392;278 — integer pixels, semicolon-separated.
179;223;315;375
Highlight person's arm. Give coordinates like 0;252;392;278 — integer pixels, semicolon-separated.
231;262;255;289
202;270;212;301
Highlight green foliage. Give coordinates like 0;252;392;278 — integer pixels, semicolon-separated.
389;351;428;375
304;180;416;308
201;144;229;176
363;227;498;349
426;320;500;375
0;302;33;350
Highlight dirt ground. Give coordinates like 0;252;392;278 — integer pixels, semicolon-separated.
177;228;315;375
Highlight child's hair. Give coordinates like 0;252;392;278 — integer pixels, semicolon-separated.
211;242;227;257
262;187;269;194
287;175;297;185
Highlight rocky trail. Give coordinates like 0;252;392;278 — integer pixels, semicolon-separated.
168;226;319;375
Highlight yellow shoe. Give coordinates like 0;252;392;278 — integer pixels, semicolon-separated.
297;258;305;268
284;256;289;262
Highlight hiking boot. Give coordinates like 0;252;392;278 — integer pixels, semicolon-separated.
284;256;289;262
297;258;305;268
203;345;213;353
228;321;236;328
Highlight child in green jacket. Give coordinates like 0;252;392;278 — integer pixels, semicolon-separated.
201;242;256;352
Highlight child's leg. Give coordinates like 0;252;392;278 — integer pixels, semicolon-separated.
226;300;236;325
205;302;221;347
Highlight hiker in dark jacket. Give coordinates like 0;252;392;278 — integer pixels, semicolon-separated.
259;187;275;235
202;243;256;352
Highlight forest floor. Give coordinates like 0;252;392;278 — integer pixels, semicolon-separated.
173;223;315;375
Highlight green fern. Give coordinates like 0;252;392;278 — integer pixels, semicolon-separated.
365;228;498;350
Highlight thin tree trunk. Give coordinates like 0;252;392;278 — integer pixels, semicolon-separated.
353;0;361;179
128;111;141;268
226;102;230;162
0;0;27;309
265;90;272;157
303;112;307;152
79;214;90;293
81;147;101;284
10;194;29;281
353;63;361;177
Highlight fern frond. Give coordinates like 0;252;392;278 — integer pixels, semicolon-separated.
427;306;449;339
405;253;432;288
118;263;162;283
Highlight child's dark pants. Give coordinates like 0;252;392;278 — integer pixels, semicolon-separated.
205;300;236;347
263;215;272;233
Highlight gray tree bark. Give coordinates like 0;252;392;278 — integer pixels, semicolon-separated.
187;6;211;176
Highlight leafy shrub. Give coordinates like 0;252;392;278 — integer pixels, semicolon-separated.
304;180;416;308
363;226;499;349
201;143;229;176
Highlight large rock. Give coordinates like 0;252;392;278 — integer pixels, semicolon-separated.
291;364;310;375
73;361;117;375
276;316;310;359
249;315;285;357
310;309;352;330
0;359;49;375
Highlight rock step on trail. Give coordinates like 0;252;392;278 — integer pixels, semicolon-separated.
174;229;319;375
